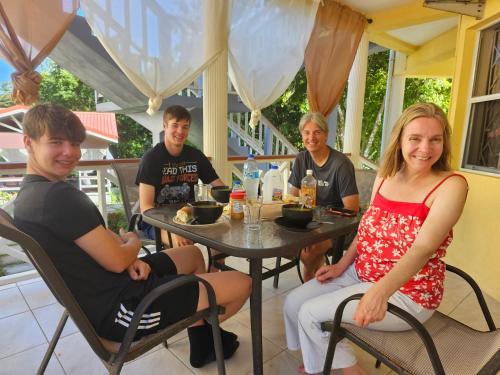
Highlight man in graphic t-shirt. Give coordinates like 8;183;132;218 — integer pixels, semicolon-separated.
136;105;225;247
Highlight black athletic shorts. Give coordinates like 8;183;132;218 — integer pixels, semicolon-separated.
101;252;199;342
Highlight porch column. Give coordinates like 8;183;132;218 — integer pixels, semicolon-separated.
327;106;338;148
381;51;406;154
203;49;230;184
344;33;368;168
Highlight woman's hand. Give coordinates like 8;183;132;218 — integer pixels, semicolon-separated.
127;259;151;280
353;286;388;327
315;264;344;284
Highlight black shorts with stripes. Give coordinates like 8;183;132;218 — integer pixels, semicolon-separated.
101;252;200;342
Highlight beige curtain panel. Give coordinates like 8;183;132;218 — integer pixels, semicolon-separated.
0;0;78;105
305;0;366;117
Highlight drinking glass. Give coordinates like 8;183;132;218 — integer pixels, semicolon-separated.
194;183;211;202
245;196;263;230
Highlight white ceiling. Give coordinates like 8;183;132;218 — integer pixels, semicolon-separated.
340;0;415;14
340;0;459;47
387;16;459;45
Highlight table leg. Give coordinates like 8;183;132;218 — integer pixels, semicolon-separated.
249;258;263;375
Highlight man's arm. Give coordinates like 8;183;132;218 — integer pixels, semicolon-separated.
139;183;156;212
342;194;359;213
75;225;141;273
290;185;300;197
209;178;225;187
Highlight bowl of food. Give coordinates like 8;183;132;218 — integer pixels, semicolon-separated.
210;186;231;203
282;204;313;227
189;201;223;224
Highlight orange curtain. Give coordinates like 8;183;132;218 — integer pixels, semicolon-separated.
0;0;78;105
305;1;366;117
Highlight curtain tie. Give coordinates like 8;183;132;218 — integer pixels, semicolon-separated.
11;70;42;105
147;95;163;116
249;109;261;129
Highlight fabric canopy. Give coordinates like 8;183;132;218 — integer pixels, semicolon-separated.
0;0;78;105
305;0;366;117
228;0;319;127
81;0;226;115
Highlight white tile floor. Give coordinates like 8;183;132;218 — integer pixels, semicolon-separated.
0;257;498;375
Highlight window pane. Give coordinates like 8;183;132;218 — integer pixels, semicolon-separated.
463;100;500;172
472;23;500;96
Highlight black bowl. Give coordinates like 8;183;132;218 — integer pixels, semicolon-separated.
211;186;231;203
189;201;223;224
282;204;313;227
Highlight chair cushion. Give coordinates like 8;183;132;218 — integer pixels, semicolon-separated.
337;312;500;374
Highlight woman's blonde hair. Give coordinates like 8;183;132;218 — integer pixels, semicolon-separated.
379;103;451;178
299;112;328;134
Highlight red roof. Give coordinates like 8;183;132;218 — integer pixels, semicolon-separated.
0;106;118;142
0;132;24;149
0;105;29;114
74;111;118;142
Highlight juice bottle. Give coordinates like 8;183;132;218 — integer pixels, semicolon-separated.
300;169;317;207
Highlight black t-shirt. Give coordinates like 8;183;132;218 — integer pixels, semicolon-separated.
13;175;150;335
135;143;219;205
289;147;358;207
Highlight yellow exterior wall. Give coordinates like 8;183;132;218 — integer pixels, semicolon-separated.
405;27;457;77
447;0;500;300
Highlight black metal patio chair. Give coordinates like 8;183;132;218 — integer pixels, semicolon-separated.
111;161;166;253
321;264;500;375
0;208;226;375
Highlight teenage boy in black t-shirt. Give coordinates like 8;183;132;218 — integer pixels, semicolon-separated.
14;104;251;368
136;105;225;248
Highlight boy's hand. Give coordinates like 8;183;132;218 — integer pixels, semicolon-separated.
127;259;151;280
119;229;140;245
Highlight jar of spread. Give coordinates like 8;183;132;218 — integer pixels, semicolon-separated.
230;191;246;220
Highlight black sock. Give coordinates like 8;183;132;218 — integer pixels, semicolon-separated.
187;324;239;368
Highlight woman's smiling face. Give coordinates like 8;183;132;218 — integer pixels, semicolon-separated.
400;117;444;172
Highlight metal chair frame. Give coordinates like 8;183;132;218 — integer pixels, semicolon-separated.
321;264;499;375
0;209;226;375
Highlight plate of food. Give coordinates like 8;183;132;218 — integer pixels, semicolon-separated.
173;205;229;226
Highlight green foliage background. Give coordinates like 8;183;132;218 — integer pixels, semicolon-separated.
264;50;451;163
0;60;151;159
0;54;451;164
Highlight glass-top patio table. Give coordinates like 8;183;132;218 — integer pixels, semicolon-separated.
142;204;359;375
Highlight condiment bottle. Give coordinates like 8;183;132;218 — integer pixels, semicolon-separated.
300;169;317;207
230;191;246;220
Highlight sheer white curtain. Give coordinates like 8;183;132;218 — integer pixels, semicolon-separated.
228;0;319;127
81;0;226;114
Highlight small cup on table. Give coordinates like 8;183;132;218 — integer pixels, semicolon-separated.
245;196;263;230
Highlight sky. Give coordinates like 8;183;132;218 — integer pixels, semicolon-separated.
0;60;14;84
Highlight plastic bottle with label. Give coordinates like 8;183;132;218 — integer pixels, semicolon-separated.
262;165;283;203
300;169;317;207
243;154;260;200
229;181;246;220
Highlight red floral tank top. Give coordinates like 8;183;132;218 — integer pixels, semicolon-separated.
354;174;464;309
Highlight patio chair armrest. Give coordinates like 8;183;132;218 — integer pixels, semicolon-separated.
116;274;219;360
445;264;496;331
323;293;445;375
127;213;142;232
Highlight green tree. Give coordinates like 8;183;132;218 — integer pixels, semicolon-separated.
0;81;14;108
109;114;152;158
39;61;96;111
263;49;451;164
262;68;309;150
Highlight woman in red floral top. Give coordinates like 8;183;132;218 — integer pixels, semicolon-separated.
283;103;468;375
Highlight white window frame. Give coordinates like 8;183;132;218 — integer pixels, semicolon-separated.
460;20;500;177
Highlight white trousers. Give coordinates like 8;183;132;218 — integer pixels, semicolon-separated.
283;264;434;374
